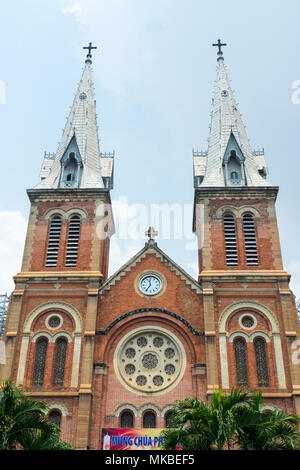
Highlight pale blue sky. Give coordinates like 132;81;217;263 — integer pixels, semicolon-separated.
0;0;299;298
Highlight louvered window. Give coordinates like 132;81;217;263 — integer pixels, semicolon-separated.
243;213;258;265
53;337;68;386
254;337;269;387
46;216;62;267
65;216;81;267
120;411;134;428
33;337;48;386
234;337;248;386
223;214;238;266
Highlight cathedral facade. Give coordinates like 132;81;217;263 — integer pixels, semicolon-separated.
1;44;300;450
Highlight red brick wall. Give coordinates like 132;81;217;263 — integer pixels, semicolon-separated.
206;198;278;270
29;200;96;271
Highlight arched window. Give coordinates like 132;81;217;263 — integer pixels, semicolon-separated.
254;337;269;387
48;410;62;428
234;337;248;386
33;337;48;386
231;171;239;180
143;411;156;429
165;411;173;428
243;213;258;266
66;173;74;182
46;216;62;267
53;337;68;386
223;213;238;266
120;411;134;428
65;215;81;267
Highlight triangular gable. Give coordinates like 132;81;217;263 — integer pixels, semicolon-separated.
60;134;82;165
223;132;245;164
99;241;202;294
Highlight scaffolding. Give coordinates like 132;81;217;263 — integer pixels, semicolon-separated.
0;293;8;336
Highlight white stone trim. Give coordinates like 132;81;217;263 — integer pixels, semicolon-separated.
161;404;174;416
219;333;230;389
219;301;279;333
218;301;283;389
45;313;63;330
239;206;260;218
228;331;249;343
44;209;65;220
66;208;87;219
23;302;82;334
114;404;138;417
16;334;30;386
138;403;162;418
113;326;186;397
48;403;70;417
260;404;278;412
215;206;239;218
249;331;270;343
238;313;257;330
52;332;73;343
273;333;287;389
32;331;52;343
71;333;82;388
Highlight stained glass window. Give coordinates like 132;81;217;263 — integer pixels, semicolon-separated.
53;337;67;386
143;411;156;429
33;337;48;386
48;410;62;427
254;337;269;387
234;337;248;386
120;411;134;428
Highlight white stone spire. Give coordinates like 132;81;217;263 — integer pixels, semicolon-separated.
35;56;105;189
198;51;270;187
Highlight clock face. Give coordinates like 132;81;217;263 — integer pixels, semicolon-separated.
139;274;162;295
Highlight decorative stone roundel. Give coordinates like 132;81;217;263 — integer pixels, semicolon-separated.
239;313;257;330
46;314;63;330
241;316;255;328
116;329;184;394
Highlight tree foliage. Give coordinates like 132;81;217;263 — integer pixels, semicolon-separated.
161;389;300;450
0;380;73;450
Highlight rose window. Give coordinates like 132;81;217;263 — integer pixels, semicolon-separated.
116;330;184;393
142;353;158;369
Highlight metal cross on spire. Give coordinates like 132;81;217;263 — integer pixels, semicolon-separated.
145;226;158;241
212;39;227;59
83;42;97;59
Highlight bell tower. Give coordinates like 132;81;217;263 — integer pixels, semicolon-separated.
0;45;115;448
193;42;300;413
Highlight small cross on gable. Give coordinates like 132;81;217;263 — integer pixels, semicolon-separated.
145;227;158;241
